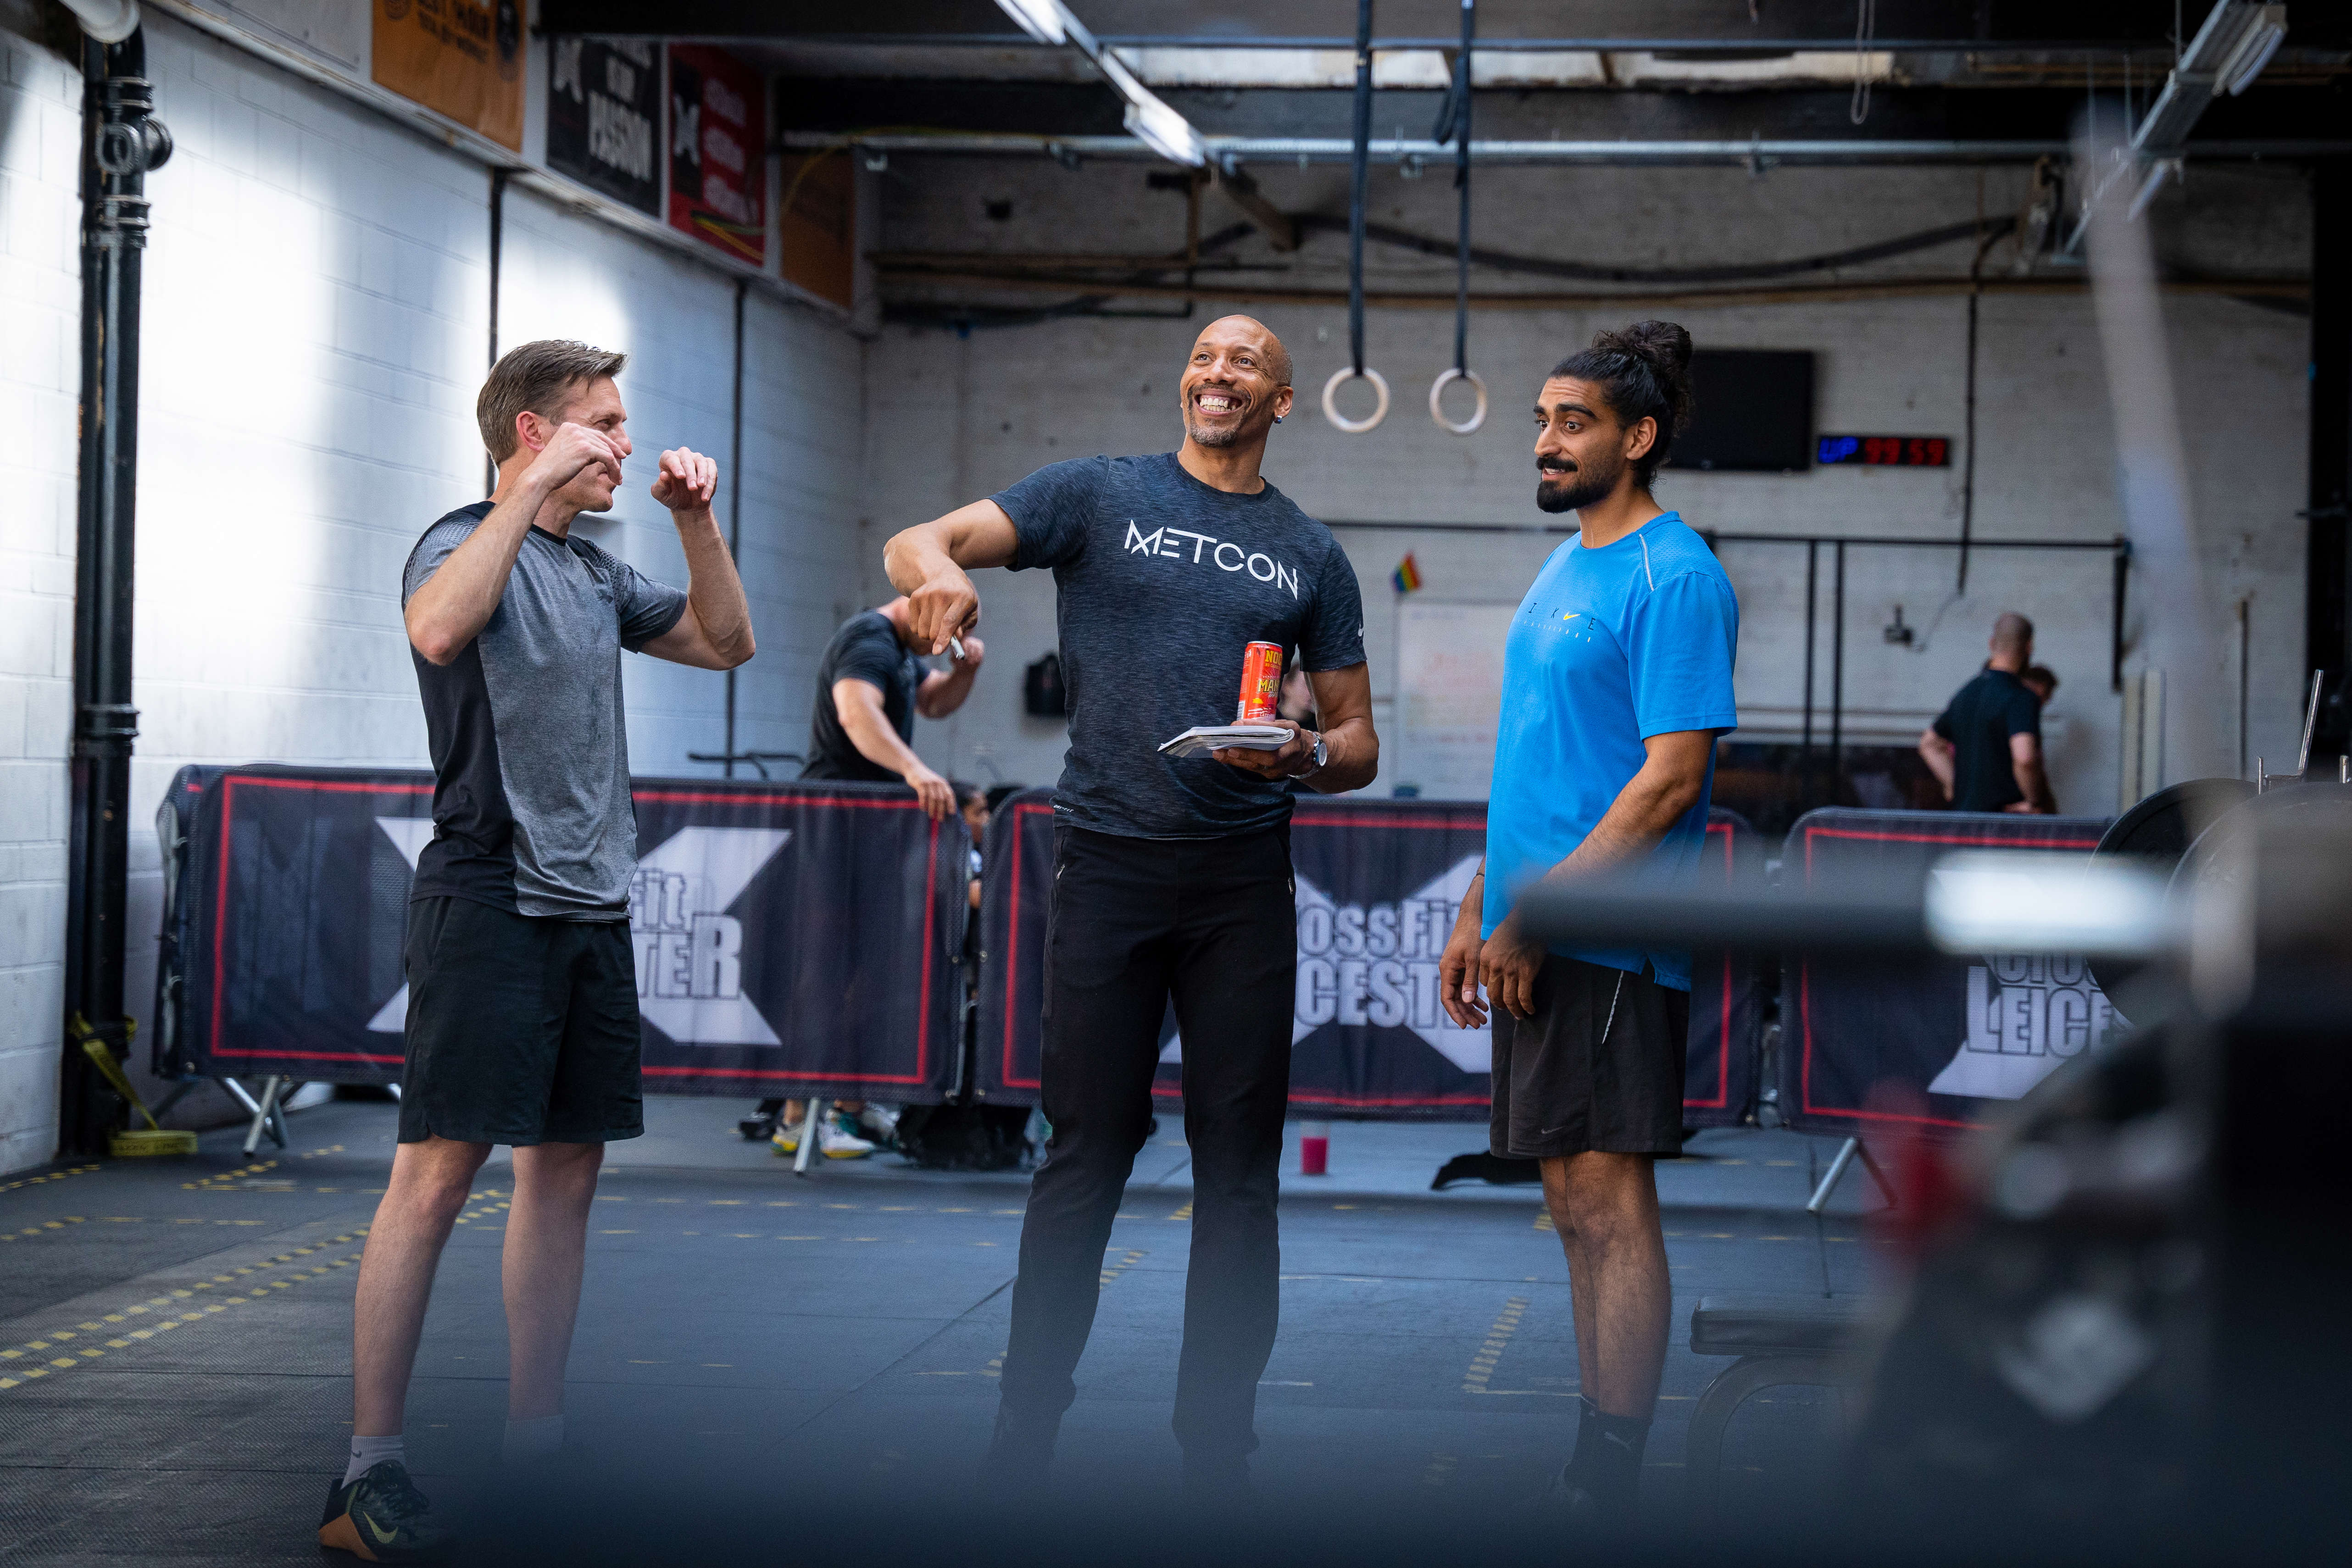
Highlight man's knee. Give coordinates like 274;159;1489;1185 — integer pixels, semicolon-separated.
1550;1153;1654;1237
514;1141;604;1201
388;1138;490;1219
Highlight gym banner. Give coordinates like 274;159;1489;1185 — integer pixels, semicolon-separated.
167;767;966;1101
372;0;524;152
547;36;662;215
1782;807;2117;1135
667;44;767;264
977;791;1760;1123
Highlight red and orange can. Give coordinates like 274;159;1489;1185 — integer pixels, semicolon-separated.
1237;642;1284;722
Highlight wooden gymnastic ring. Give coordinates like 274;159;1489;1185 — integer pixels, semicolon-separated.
1429;367;1488;434
1322;366;1390;433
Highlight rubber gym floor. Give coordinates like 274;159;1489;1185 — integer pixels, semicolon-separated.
0;1099;1885;1565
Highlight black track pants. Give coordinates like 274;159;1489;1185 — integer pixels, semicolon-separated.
999;823;1297;1460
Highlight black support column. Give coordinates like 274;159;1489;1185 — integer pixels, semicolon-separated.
61;29;170;1156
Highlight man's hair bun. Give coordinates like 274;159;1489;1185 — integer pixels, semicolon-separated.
1549;320;1696;485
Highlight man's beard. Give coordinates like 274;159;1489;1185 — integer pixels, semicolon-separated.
1185;410;1257;448
1535;454;1620;514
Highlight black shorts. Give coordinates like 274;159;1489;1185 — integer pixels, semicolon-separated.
397;895;644;1146
1489;955;1688;1160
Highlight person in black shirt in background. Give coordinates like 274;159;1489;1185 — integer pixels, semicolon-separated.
768;603;986;1158
801;597;984;818
1919;612;2058;813
884;315;1379;1497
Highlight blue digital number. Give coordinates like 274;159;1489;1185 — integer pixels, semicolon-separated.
1818;435;1861;464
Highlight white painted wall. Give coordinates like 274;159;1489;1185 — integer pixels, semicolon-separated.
0;14;865;1168
864;156;2311;813
0;25;81;1173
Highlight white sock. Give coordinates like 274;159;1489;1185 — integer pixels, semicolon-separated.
501;1413;564;1466
344;1433;405;1487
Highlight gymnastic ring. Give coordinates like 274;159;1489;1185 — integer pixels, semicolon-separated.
1429;367;1488;435
1322;365;1390;434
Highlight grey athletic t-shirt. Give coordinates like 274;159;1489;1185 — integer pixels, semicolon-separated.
400;502;687;919
994;452;1366;839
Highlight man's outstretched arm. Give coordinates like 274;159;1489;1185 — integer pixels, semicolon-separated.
884;500;1020;655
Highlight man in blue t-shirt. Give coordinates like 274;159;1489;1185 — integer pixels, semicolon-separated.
881;316;1379;1495
1438;323;1739;1523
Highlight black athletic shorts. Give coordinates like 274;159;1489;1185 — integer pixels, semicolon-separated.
1489;954;1688;1160
397;895;644;1146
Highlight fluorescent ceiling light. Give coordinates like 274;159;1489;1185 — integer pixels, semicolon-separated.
994;0;1069;46
2219;9;2287;95
1097;51;1207;166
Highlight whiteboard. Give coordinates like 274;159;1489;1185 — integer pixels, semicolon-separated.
1395;600;1517;801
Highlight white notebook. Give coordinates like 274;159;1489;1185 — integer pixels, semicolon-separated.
1158;725;1290;757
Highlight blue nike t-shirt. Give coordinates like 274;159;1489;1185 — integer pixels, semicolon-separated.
1480;511;1740;990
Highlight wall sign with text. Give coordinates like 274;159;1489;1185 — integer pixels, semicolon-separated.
667;44;767;265
547;37;662;216
1818;434;1952;467
372;0;523;152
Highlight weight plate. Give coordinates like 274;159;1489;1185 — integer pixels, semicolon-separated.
2087;778;2254;996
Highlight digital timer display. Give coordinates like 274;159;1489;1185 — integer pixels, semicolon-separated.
1818;435;1951;467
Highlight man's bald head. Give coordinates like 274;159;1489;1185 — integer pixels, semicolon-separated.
1180;315;1296;453
1199;315;1292;388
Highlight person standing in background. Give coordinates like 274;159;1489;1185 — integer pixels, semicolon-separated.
766;601;988;1159
1918;613;2057;814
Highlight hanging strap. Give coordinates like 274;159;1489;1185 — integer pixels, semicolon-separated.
1348;0;1372;377
1450;0;1473;374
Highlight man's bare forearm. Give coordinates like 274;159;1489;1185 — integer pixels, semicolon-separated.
839;693;929;780
1306;717;1379;794
1548;767;1702;881
404;475;553;663
676;511;753;663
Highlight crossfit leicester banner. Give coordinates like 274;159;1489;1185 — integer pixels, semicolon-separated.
1782;807;2118;1135
170;767;965;1101
977;792;1760;1123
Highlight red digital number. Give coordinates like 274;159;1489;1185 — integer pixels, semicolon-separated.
1925;438;1948;466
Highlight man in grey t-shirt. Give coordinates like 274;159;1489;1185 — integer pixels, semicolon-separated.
322;341;754;1561
884;316;1380;1495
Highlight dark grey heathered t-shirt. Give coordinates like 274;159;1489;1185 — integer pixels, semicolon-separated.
401;503;687;919
994;452;1366;839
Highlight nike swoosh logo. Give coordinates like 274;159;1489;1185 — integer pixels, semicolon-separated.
361;1512;400;1546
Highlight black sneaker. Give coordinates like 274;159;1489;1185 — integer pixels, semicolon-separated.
318;1460;455;1562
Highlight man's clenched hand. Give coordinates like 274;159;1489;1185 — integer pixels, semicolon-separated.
651;447;718;515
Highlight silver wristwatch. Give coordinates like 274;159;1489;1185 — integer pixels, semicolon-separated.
1298;731;1329;778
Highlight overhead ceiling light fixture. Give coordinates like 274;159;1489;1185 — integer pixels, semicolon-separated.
1097;52;1207;167
993;0;1071;47
2217;6;2288;95
995;1;1207;168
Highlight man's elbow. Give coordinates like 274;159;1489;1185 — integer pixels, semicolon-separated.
407;620;462;667
720;629;755;669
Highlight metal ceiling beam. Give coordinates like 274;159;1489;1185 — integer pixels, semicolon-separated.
541;0;2349;53
781;130;2348;166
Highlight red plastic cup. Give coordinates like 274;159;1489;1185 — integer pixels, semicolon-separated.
1299;1121;1330;1176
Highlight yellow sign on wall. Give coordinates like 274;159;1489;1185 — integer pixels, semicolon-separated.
373;0;524;152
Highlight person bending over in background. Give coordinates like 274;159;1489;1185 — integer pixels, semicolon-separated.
324;340;753;1561
884;314;1378;1496
766;600;987;1158
2021;664;2058;708
1439;322;1739;1525
1918;612;2057;814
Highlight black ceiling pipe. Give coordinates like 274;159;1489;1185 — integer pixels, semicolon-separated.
63;24;170;1157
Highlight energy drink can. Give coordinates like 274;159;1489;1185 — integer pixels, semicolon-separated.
1237;642;1284;723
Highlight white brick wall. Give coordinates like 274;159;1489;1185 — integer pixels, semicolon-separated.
0;28;83;1173
0;15;868;1157
866;157;2311;814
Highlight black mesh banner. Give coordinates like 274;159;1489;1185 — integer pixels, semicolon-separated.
1684;809;1765;1130
169;766;966;1101
977;791;1761;1123
1780;807;2116;1136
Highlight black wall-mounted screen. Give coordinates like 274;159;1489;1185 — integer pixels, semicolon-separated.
1672;350;1815;474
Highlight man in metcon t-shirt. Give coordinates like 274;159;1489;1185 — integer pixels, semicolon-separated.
319;341;753;1562
884;315;1379;1495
